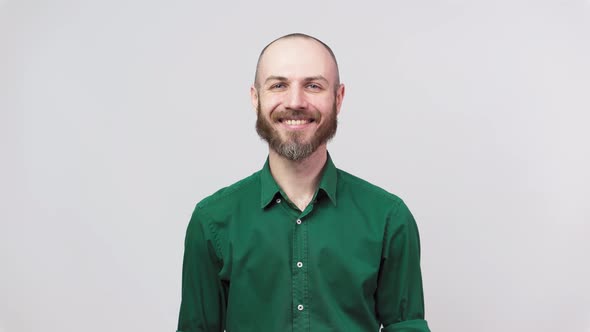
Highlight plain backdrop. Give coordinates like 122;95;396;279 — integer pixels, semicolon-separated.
1;0;589;331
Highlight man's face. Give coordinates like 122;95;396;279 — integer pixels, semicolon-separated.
252;37;345;161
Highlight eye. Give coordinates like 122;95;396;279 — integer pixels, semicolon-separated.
270;82;286;89
306;83;322;90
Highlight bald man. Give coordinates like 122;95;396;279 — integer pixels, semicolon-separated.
177;33;430;332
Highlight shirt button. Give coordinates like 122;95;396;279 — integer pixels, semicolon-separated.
276;198;281;203
297;262;303;268
297;304;304;311
296;219;302;224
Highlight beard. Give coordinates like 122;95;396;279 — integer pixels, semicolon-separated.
256;99;338;161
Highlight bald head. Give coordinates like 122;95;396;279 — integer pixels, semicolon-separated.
254;33;340;90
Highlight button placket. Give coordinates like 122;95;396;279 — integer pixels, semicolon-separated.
292;214;309;330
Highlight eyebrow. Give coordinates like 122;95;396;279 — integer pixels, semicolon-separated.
264;76;288;84
304;76;329;84
264;75;329;85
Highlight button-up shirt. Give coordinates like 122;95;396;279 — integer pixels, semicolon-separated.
177;154;430;331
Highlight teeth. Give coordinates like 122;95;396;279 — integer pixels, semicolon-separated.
284;119;308;126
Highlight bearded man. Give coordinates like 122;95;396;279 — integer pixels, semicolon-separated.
177;33;431;332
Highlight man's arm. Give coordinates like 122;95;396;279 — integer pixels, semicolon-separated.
376;200;431;332
177;207;226;332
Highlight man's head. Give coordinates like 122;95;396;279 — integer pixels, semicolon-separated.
251;33;345;161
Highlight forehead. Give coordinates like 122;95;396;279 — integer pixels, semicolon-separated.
258;37;337;83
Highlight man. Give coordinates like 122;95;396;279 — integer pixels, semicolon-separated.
177;33;430;332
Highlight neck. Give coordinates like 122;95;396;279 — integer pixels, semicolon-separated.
268;145;328;211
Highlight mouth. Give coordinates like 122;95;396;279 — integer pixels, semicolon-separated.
279;118;315;126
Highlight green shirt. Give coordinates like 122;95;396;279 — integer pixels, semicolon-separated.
177;154;430;332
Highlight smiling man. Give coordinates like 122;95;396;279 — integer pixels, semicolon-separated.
177;33;430;332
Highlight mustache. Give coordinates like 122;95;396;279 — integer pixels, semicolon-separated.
271;109;320;121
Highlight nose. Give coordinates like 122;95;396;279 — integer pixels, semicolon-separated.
285;86;308;110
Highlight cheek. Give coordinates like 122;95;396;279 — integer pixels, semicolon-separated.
314;100;336;115
309;94;336;108
259;96;282;112
258;105;279;123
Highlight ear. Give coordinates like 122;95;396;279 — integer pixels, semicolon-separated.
250;85;259;113
335;83;345;115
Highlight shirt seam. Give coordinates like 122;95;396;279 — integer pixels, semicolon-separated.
194;206;224;262
383;199;404;261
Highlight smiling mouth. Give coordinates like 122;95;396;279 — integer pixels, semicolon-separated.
273;109;318;126
278;117;315;126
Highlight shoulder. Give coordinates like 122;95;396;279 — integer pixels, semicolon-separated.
336;169;418;241
335;168;415;222
193;170;261;218
337;168;404;206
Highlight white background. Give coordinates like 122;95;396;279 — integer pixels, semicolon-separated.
1;0;589;331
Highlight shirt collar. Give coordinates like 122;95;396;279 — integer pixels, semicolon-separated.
260;152;338;209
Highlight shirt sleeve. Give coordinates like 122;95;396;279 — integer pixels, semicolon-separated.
177;207;226;332
376;200;431;332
